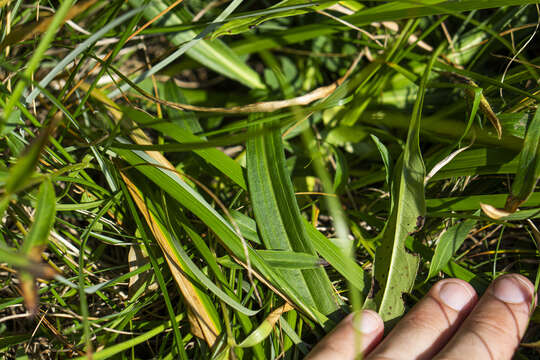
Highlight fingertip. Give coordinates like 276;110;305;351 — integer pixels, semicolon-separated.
492;274;535;307
433;278;478;312
434;274;535;359
305;310;384;360
351;310;384;335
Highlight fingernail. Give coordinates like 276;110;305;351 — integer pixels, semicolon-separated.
493;275;534;304
352;310;380;334
439;281;475;311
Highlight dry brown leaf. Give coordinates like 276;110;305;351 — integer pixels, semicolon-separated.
480;203;512;219
127;245;158;298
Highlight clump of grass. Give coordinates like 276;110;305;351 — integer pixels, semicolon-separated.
0;1;539;359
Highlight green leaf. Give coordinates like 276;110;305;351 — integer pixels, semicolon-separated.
127;0;265;89
2;0;75;127
121;105;247;189
4;127;51;195
304;219;369;295
325;126;367;147
257;250;323;269
506;108;540;211
427;192;540;212
370;134;392;186
211;1;337;39
114;146;325;323
426;217;477;281
366;45;443;324
230;0;540;56
230;210;261;245
247;125;340;317
330;146;349;193
20;178;56;254
237;303;293;348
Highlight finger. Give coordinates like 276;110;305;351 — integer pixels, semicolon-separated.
434;274;536;360
305;310;384;360
366;278;478;360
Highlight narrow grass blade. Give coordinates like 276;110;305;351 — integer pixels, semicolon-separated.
427;192;540;212
20;178;55;255
211;2;335;38
0;0;97;51
2;0;75;126
25;7;143;104
230;0;540;56
370;134;392;186
1;119;59;216
73;314;186;360
506;108;540;212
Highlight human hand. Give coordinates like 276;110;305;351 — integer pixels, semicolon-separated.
306;274;536;360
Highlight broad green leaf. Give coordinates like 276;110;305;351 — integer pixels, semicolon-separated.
326;126;368;147
127;0;264;89
366;46;442;324
247;125;340;317
255;250;324;270
506;108;540;212
426;218;477;281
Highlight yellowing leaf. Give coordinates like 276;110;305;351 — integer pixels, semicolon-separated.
121;173;220;346
237;303;293;348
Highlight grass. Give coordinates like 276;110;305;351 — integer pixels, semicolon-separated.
0;0;539;359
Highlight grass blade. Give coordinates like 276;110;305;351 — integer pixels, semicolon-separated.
506;108;540;211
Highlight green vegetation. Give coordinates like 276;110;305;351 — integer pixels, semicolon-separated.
0;0;539;358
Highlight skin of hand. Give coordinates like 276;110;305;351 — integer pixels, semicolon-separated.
306;274;536;360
